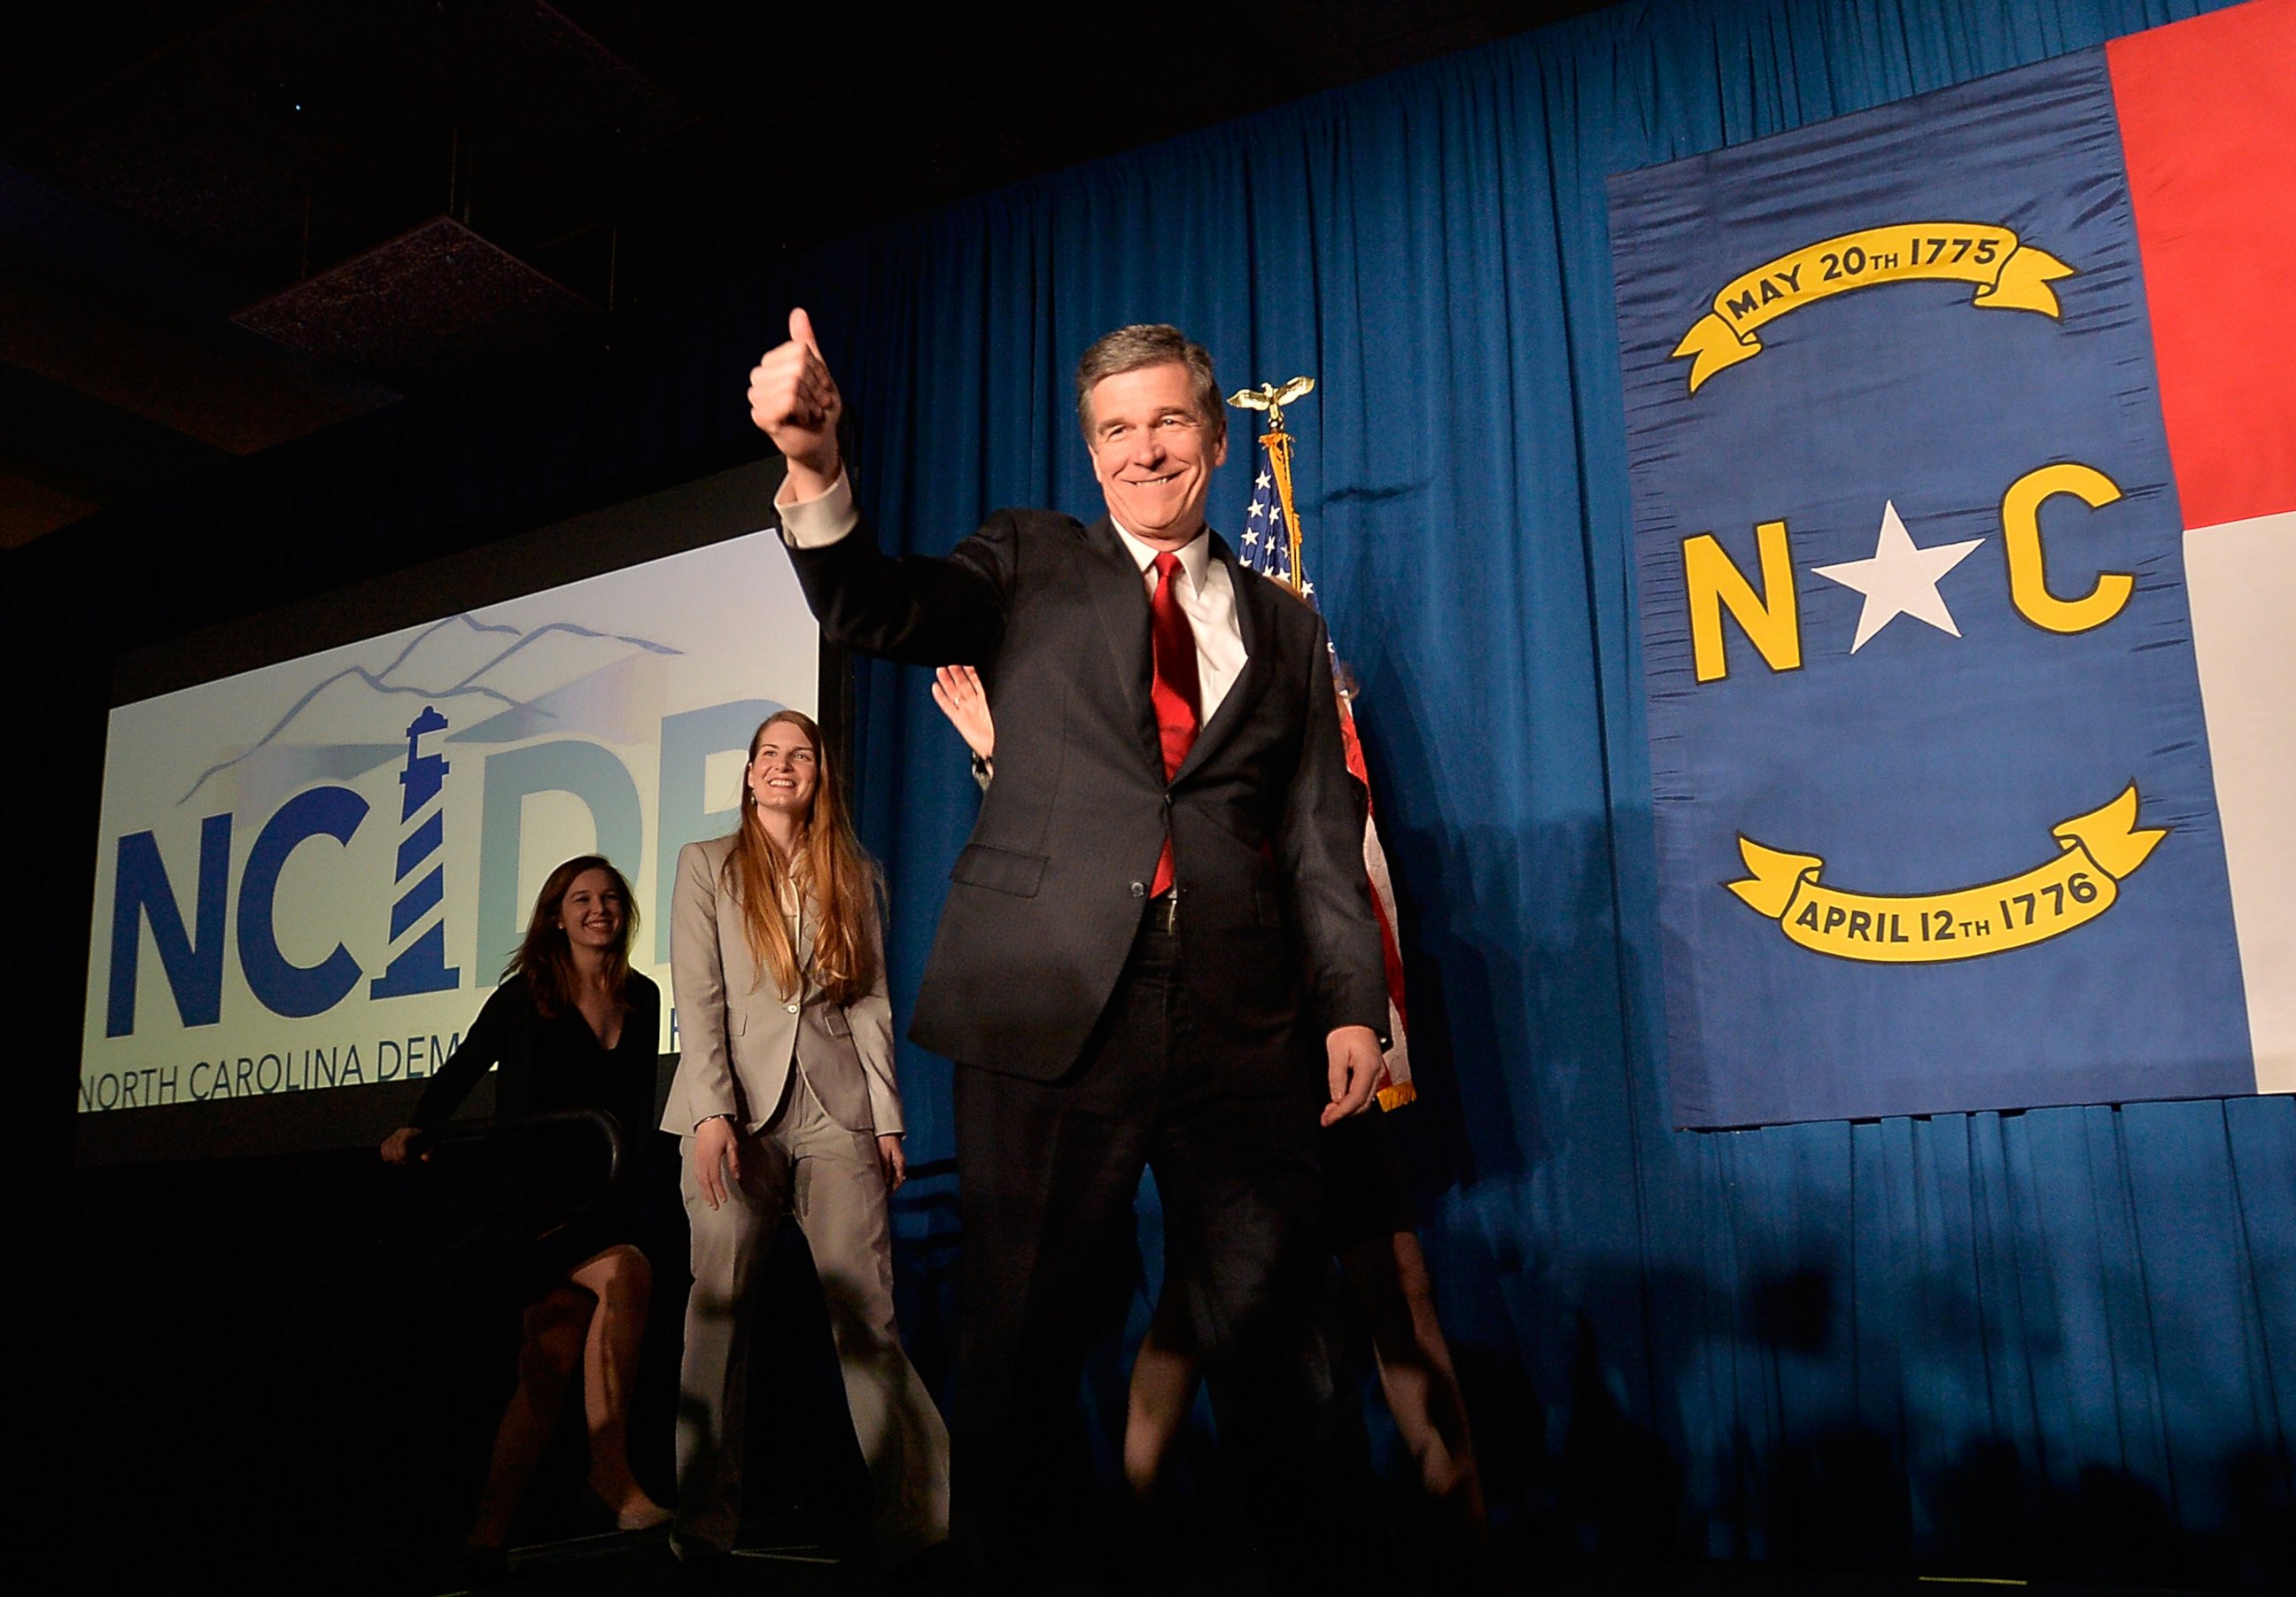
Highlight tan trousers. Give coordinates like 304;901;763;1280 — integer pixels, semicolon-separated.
674;1074;950;1559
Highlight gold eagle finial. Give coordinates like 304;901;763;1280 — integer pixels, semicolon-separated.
1226;376;1316;434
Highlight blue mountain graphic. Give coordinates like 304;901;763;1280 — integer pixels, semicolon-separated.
179;614;684;805
442;619;680;691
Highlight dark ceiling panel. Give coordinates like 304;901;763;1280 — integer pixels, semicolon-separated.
0;473;100;550
233;213;602;389
0;362;233;503
0;235;394;454
0;0;1617;546
16;0;687;290
0;2;246;136
0;158;267;320
21;12;357;282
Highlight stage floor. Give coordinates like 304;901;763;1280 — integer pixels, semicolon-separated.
396;1525;2245;1597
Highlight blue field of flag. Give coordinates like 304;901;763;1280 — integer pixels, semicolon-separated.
1610;47;2252;1128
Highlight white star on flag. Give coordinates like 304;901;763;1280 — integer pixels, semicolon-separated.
1238;440;1295;587
1812;500;1984;653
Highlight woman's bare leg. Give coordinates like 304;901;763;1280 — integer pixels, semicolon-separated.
1122;1307;1203;1498
467;1286;593;1548
566;1244;669;1527
1341;1229;1497;1578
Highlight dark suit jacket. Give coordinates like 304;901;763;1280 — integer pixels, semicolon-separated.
786;504;1388;1082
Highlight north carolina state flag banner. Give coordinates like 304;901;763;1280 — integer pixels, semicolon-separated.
1609;0;2296;1128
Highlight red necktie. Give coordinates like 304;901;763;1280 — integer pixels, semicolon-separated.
1147;550;1201;897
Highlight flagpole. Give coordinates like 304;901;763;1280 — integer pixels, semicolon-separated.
1227;376;1316;597
1261;423;1307;596
1226;373;1416;1112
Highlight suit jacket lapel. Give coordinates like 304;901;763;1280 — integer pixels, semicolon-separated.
1078;517;1162;769
1173;530;1268;786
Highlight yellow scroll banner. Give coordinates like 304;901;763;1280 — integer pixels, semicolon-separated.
1672;222;2074;393
1726;786;2164;965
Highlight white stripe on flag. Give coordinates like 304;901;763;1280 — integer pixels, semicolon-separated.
2186;508;2296;1093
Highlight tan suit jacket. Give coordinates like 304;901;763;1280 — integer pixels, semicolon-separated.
660;833;901;1138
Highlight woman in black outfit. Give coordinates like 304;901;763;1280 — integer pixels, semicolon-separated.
380;854;671;1560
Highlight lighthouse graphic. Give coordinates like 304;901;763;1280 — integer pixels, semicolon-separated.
368;706;462;999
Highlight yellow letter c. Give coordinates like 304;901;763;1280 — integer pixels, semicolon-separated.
2000;462;2133;634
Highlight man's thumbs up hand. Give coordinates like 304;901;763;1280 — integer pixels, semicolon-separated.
748;306;843;495
788;306;822;356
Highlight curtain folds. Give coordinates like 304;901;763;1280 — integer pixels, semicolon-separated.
12;0;2284;1580
749;0;2291;1576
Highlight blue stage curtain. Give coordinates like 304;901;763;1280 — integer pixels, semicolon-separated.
9;0;2285;1581
736;0;2288;1577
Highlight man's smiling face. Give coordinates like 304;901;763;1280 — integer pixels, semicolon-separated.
1085;361;1227;549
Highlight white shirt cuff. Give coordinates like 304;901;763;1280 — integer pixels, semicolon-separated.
776;468;858;548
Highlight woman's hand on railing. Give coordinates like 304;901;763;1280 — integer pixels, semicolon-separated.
379;1126;430;1165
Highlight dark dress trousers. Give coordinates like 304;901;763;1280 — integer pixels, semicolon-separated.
786;503;1389;1591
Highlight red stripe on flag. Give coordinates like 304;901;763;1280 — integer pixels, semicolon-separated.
2110;0;2296;529
1337;687;1371;791
1338;695;1412;1075
1365;820;1410;1037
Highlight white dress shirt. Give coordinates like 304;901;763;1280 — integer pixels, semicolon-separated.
777;470;1249;720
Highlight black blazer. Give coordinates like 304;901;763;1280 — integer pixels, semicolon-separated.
786;506;1388;1082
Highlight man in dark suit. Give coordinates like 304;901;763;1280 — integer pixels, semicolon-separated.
748;310;1390;1591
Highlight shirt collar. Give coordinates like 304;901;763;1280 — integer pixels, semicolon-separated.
1111;521;1214;591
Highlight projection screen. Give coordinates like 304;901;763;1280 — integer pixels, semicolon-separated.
76;459;816;1161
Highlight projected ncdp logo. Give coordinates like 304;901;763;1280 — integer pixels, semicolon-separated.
81;533;816;1111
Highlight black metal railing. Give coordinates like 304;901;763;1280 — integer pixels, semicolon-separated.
391;1107;628;1291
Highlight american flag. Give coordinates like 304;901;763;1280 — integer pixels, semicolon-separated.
1237;455;1310;599
1234;430;1414;1109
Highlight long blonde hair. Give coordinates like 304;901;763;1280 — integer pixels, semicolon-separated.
722;710;880;1005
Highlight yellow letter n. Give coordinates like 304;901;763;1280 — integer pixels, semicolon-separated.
1684;520;1803;684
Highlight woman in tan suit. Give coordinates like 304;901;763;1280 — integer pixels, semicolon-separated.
663;709;949;1565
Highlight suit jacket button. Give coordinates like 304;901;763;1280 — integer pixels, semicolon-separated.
1129;880;1146;897
785;1001;800;1013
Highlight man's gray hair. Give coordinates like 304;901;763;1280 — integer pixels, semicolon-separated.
1074;324;1225;444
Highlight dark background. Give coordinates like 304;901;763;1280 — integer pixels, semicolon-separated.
7;0;2291;1589
0;0;1605;549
